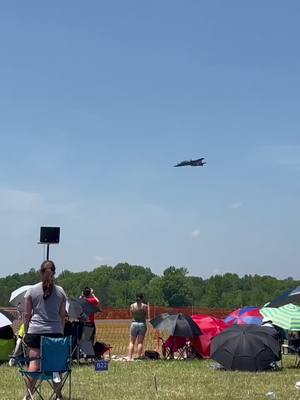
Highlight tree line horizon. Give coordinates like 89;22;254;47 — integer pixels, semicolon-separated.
0;262;299;309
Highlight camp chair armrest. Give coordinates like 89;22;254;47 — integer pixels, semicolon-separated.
10;355;40;363
17;336;73;400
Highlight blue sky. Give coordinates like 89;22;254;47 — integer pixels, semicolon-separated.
1;1;300;279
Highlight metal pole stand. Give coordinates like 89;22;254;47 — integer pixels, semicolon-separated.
46;243;50;260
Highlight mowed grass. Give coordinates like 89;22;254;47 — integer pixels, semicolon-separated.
1;321;300;399
1;358;300;400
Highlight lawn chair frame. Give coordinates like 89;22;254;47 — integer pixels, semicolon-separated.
17;336;72;400
281;338;300;368
158;336;191;360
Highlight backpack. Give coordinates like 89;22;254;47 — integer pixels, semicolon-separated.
94;341;110;358
144;350;160;360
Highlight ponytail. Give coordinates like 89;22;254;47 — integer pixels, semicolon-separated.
40;260;56;300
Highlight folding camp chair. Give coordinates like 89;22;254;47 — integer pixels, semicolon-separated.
9;337;28;367
174;338;191;360
159;336;189;360
67;321;84;363
78;325;95;361
18;336;72;400
157;336;173;359
288;338;300;367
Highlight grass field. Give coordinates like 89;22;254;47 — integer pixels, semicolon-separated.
1;357;300;400
1;321;300;399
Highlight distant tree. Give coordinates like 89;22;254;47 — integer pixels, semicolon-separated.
146;277;166;306
188;276;205;306
161;266;192;306
1;263;300;309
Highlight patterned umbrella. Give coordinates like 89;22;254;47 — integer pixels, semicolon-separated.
224;306;263;325
260;303;300;331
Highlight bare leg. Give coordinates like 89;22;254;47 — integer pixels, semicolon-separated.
128;336;136;360
136;334;145;358
27;349;62;398
25;348;40;397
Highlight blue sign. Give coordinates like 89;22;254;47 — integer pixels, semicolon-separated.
95;360;109;372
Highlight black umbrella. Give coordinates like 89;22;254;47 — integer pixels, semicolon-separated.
150;313;202;337
0;309;15;323
66;299;85;320
77;298;101;316
0;310;15;329
211;324;281;372
268;286;300;307
66;299;101;320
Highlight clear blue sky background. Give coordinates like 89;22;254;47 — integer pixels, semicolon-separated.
0;1;300;279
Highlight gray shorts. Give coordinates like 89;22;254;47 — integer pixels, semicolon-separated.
130;322;147;337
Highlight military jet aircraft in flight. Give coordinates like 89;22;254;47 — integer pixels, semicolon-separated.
174;158;206;167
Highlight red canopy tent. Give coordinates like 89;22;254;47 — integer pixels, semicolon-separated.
190;314;229;358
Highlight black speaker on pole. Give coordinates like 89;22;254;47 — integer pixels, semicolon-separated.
40;227;60;244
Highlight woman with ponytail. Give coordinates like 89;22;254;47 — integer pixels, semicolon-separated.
127;293;148;360
23;260;66;399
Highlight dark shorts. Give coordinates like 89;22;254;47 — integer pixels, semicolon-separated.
24;333;63;349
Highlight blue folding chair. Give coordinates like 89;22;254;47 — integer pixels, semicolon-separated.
19;336;72;400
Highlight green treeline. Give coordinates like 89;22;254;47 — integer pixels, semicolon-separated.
0;263;299;309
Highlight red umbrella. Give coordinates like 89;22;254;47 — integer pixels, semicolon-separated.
190;314;229;358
